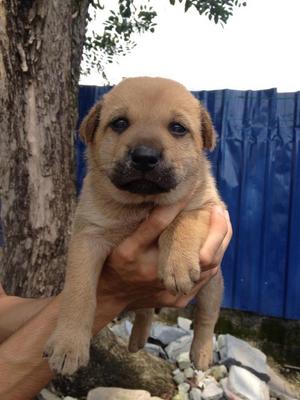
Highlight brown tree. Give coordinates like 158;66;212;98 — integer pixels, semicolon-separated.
0;0;89;296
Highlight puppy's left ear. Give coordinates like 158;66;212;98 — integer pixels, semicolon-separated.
79;101;102;144
200;105;217;151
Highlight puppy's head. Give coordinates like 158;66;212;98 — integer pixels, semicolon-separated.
80;77;216;204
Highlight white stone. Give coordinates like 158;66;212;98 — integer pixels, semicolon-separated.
201;380;223;400
208;365;228;381
109;320;133;340
227;365;269;400
165;334;193;361
172;368;181;375
173;371;186;385
39;389;61;400
218;334;268;376
177;317;192;331
184;367;194;379
189;388;202;400
87;388;152;400
144;343;165;358
195;370;205;388
178;382;191;393
64;397;78;400
150;322;187;345
220;378;240;400
176;352;191;370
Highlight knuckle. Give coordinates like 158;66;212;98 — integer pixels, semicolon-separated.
116;243;135;263
150;214;168;232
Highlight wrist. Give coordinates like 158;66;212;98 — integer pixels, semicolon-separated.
93;293;127;334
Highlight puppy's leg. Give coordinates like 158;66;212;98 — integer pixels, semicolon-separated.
158;209;210;295
128;308;154;352
44;232;111;375
190;269;223;370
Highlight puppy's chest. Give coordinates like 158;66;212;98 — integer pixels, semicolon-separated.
75;204;151;246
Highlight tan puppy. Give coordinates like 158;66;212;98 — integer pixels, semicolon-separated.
44;77;224;375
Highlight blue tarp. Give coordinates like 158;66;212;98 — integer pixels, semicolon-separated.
77;86;300;320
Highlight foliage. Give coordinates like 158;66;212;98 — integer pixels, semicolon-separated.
81;0;247;80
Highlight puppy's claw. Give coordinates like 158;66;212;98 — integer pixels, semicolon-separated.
42;351;49;359
44;330;90;375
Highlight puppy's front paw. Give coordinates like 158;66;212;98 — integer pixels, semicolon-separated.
43;329;90;375
159;255;200;294
190;340;213;371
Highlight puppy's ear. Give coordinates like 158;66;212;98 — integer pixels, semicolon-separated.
79;101;102;144
200;106;217;151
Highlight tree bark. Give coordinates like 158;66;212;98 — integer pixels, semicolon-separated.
53;327;175;399
0;0;89;296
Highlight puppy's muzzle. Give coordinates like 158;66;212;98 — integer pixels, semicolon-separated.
109;145;178;195
130;145;161;172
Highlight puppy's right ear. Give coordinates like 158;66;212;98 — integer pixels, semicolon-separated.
79;101;102;144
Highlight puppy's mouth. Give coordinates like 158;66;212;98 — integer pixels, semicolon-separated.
109;163;178;195
117;179;169;195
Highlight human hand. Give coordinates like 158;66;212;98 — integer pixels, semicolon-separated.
100;202;232;311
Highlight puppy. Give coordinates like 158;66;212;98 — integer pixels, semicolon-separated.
44;77;224;375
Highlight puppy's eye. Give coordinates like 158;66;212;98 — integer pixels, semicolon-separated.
110;118;129;133
169;122;187;137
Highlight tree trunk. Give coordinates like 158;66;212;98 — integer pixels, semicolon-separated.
0;0;89;296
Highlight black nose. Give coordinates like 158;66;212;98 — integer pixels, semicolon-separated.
130;145;161;172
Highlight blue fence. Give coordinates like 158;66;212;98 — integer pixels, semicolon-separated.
77;86;300;320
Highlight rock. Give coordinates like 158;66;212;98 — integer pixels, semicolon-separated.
173;371;186;385
87;387;151;400
63;397;78;400
144;343;166;358
209;365;228;381
176;352;192;370
194;370;205;388
150;322;188;345
184;367;194;379
226;365;269;400
165;334;193;361
178;382;190;393
189;387;202;400
220;378;241;400
109;320;133;341
177;317;192;331
172;395;182;400
38;389;61;400
201;380;223;400
217;334;268;378
267;366;299;400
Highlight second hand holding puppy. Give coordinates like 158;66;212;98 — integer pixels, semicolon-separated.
104;204;231;310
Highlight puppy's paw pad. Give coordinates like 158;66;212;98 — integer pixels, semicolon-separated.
44;331;90;375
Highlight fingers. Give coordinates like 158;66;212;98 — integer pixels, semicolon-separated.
112;195;191;264
200;206;232;270
126;266;219;310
